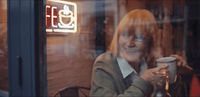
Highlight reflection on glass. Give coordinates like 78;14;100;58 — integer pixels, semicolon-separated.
0;0;8;96
46;0;97;96
45;0;198;97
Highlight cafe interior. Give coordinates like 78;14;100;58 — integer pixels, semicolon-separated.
0;0;200;97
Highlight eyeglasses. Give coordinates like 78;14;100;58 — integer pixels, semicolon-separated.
121;32;145;42
134;35;145;42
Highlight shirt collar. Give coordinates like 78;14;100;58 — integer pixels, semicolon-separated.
117;57;147;78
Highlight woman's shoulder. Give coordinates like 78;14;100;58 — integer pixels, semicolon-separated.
93;51;118;72
94;51;114;63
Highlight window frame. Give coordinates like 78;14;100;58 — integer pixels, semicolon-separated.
8;0;47;96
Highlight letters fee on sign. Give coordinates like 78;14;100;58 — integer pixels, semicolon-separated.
46;0;77;33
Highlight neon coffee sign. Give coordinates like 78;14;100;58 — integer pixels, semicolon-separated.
46;0;77;33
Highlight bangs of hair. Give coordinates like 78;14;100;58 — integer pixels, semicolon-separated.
118;9;158;36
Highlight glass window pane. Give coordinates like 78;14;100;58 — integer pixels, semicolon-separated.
46;0;96;96
0;0;8;96
45;0;200;97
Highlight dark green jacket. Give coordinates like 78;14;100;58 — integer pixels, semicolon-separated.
90;52;153;97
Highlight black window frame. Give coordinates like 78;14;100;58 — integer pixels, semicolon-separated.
8;0;47;96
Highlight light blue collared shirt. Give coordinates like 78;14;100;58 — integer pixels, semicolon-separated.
117;57;148;79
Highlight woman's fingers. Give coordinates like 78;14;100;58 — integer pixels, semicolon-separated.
177;60;182;66
156;64;168;70
152;65;168;76
141;66;168;82
170;54;181;60
171;54;193;73
179;59;193;71
184;64;193;71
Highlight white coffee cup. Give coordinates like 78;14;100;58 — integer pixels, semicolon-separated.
156;57;177;84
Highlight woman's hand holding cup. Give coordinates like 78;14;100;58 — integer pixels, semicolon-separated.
140;64;168;85
156;57;177;84
170;55;193;74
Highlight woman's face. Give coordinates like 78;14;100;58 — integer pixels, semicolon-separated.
119;27;148;64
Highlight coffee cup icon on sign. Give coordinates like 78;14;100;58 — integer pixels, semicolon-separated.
58;5;75;28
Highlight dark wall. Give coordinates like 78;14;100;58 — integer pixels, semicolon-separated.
186;0;200;75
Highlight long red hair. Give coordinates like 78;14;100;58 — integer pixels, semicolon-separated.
109;9;162;67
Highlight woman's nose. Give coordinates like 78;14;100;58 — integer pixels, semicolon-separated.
128;36;136;47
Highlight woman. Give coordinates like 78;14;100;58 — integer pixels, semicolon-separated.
90;9;192;97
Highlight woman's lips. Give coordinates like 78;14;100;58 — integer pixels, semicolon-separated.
125;47;141;53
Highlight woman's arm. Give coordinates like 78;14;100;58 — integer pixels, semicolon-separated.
90;66;153;97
